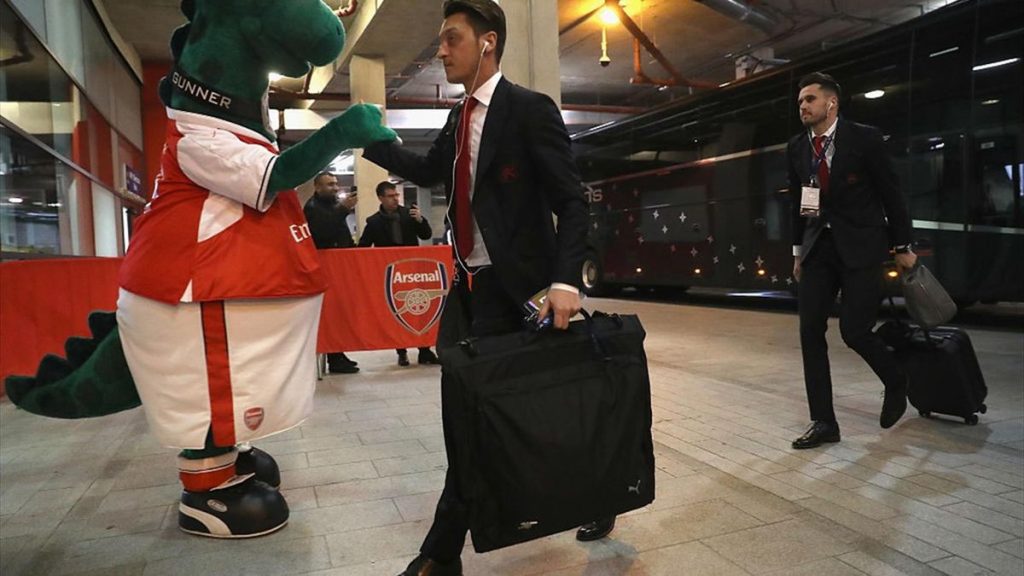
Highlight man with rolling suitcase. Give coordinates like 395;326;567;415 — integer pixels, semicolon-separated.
788;72;917;449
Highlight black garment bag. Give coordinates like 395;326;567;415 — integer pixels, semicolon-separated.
440;311;655;552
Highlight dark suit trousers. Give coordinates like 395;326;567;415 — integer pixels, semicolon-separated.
799;230;904;423
421;266;522;562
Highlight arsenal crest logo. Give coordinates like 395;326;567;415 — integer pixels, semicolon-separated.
384;258;449;335
244;407;264;431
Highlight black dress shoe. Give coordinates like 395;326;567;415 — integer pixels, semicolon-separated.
397;353;410;367
327;353;357;370
418;348;440;365
791;421;841;450
880;382;908;429
328;364;359;374
397;554;462;576
576;516;615;541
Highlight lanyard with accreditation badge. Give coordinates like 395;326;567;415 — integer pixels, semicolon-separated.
800;131;834;217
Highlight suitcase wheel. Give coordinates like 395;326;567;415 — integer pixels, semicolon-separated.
979;404;987;414
964;414;979;426
918;410;931;418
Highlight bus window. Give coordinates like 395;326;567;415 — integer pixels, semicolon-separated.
973;136;1021;227
906;135;966;223
636;185;709;244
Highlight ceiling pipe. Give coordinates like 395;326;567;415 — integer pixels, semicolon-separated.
692;0;778;35
560;5;605;35
630;38;675;88
606;0;718;89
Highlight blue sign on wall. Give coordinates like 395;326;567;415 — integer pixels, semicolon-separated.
124;164;143;197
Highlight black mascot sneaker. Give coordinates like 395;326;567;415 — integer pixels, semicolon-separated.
178;475;289;538
234;444;281;489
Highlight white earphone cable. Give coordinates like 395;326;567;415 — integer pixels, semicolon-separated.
445;40;490;279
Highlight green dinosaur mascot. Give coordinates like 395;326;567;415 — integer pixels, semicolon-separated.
5;0;395;539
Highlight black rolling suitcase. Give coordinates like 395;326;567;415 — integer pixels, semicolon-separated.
875;320;988;425
441;311;655;553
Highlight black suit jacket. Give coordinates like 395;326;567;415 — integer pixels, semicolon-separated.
358;206;432;247
304;195;355;249
363;77;588;305
788;119;912;268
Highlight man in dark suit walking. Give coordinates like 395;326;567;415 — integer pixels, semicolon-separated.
788;72;918;450
362;1;611;574
358;180;439;366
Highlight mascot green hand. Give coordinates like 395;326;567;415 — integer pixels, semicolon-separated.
5;0;393;539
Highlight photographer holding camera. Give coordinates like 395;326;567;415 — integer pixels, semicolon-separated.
303;172;360;373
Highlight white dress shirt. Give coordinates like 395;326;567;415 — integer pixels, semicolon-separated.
793;117;838;257
460;71;577;295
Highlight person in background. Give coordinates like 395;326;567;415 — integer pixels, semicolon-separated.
358;180;440;366
303;172;360;374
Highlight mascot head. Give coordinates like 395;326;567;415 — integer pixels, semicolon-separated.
160;0;346;139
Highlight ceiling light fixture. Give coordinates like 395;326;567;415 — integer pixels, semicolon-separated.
599;7;619;25
973;58;1020;72
865;89;885;99
928;46;959;58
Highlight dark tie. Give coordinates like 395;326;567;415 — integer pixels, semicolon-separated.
454;97;479;259
813;135;830;193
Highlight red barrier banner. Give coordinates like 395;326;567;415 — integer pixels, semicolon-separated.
317;246;453;352
0;247;453;388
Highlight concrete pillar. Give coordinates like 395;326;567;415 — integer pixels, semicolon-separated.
500;0;561;107
349;55;389;238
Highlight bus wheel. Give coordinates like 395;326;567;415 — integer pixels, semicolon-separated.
581;253;613;297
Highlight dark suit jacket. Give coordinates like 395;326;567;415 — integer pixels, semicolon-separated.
304;194;355;249
363;77;588;305
788;119;912;269
358;205;432;247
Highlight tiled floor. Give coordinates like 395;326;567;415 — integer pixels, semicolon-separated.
1;298;1022;576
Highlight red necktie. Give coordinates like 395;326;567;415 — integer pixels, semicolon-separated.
454;97;479;259
813;135;830;193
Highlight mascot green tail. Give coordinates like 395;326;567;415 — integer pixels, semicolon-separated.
5;312;140;418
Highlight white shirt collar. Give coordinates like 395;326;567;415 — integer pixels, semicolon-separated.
469;72;502;107
167;107;274;145
810;116;839;140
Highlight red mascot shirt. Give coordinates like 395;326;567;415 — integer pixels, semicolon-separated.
120;108;326;303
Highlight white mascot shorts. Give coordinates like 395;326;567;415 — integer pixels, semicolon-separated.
117;288;322;449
